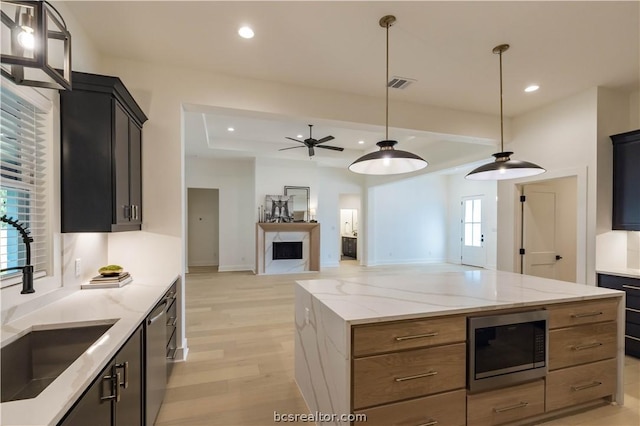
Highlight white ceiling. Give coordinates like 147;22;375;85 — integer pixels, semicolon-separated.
63;1;639;170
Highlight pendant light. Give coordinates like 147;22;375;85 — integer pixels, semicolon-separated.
349;15;427;175
466;44;545;180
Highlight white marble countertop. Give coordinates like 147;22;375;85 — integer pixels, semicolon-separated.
0;272;178;426
597;267;640;279
296;269;623;325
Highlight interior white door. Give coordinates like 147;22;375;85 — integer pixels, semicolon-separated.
461;196;486;268
521;179;577;282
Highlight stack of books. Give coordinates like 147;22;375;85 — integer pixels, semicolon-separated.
82;272;132;289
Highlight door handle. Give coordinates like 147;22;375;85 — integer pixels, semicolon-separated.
555;255;563;260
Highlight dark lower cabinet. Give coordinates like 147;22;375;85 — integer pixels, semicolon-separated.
611;129;640;230
59;325;143;426
598;273;640;358
342;236;357;259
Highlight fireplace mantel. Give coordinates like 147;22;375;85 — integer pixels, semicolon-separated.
255;222;320;274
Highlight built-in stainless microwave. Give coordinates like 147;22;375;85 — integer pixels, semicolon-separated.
468;309;548;392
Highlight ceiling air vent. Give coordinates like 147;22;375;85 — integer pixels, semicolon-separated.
387;76;416;90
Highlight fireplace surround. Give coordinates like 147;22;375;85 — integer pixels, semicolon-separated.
255;222;320;275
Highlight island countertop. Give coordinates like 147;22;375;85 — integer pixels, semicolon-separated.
296;269;623;325
0;272;178;426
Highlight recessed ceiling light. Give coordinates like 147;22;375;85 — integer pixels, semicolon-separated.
524;85;539;93
297;134;303;138
227;127;235;132
358;140;365;144
238;26;254;39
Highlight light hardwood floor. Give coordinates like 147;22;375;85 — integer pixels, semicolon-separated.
155;263;640;425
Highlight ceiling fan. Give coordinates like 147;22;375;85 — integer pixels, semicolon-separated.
279;124;344;157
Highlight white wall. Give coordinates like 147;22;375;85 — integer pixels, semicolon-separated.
367;174;448;266
446;174;498;269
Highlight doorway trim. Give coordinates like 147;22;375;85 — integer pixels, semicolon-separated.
507;167;588;284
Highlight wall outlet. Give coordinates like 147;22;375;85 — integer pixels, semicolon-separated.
75;258;82;277
304;307;310;325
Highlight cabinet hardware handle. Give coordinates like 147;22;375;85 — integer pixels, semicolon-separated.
100;372;121;402
571;381;602;391
123;205;131;220
416;421;438;426
167;317;177;327
394;371;438;382
627;308;640;314
395;332;438;341
572;342;603;351
623;284;640;292
494;402;528;413
626;335;640;342
115;361;129;389
571;311;603;318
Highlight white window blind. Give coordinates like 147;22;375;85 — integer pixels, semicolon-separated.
0;85;48;281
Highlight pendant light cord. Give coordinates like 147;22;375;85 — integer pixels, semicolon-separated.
385;20;390;141
498;48;504;152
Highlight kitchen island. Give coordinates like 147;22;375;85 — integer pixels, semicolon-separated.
295;270;625;426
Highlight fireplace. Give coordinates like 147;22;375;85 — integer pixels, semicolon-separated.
273;241;303;260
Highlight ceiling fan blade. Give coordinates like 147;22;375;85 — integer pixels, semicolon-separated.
308;146;315;157
285;137;306;144
279;146;305;151
317;145;344;151
316;135;334;143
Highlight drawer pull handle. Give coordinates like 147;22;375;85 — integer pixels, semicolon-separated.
627;308;640;314
626;335;640;342
394;371;438;382
395;332;438;341
571;381;602;391
494;402;528;413
570;311;603;318
572;342;603;351
417;421;438;426
623;284;640;292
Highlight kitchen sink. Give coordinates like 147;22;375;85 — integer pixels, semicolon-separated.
1;323;115;402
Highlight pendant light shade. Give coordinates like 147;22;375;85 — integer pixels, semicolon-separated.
0;0;72;90
349;15;427;176
466;44;544;181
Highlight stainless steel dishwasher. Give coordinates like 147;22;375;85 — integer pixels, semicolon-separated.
146;297;168;425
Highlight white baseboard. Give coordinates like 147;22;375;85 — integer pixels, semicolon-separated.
218;264;253;272
188;261;219;267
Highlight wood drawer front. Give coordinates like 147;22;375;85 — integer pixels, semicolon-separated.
549;322;617;370
546;358;617;412
547;298;619;329
354;389;466;426
352;343;465;409
352;316;465;357
466;379;545;426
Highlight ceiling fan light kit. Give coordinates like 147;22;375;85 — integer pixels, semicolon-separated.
348;15;428;176
466;44;545;180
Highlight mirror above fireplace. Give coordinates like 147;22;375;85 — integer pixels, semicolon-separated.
284;186;310;222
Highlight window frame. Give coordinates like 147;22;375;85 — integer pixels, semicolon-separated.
1;77;56;290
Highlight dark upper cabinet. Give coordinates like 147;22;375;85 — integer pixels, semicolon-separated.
60;71;148;232
611;129;640;231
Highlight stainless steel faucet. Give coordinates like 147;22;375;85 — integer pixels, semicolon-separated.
0;215;34;294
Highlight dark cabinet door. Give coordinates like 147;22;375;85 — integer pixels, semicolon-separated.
114;325;143;426
114;101;131;226
611;130;640;230
129;123;143;225
58;361;114;426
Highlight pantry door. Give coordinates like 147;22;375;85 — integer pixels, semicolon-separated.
461;196;486;268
